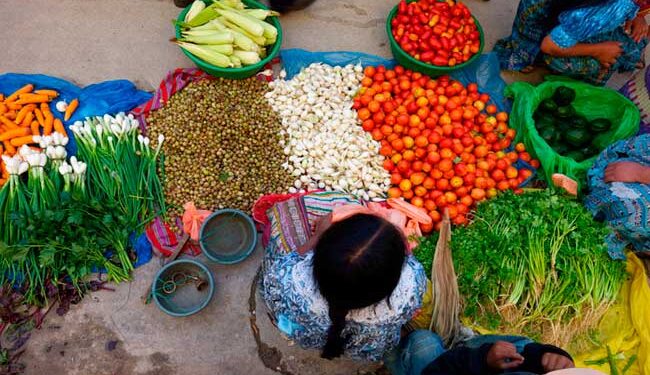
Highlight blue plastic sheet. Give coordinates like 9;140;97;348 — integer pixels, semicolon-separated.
0;73;152;155
279;49;510;111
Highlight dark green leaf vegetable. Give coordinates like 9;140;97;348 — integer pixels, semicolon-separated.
552;86;576;106
570;115;588;129
539;127;559;144
414;190;627;347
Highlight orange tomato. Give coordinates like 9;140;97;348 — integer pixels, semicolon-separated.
519;151;531;162
530;159;541;169
486;104;497;114
424;199;436;211
515;142;526;153
487;188;498;198
447;205;458;219
382;159;394;172
440;148;454;159
410;172;426;185
496;112;508;122
390;173;402;184
399;179;413;192
403;189;414;199
368;100;381;113
415;135;428;148
429;210;442;222
403;136;415;149
403;150;415;161
497;180;510;191
430;168;443;179
491;169;505;182
391;153;402;164
358;108;371;121
470;188;486;201
387;187;402;198
436;178;450;191
411;196;424;207
397;160;410;173
444;191;458;203
414;186;428;197
460;195;473;207
438;158;453;172
505;166;518;179
391;138;405;151
450;176;463;188
474;145;488;158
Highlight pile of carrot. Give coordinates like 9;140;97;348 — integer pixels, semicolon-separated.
0;84;79;186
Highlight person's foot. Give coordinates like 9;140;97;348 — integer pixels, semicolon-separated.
552;173;578;196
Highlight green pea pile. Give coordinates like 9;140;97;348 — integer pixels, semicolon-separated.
148;78;292;216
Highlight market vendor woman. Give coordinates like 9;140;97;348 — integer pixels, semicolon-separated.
259;191;427;361
495;0;649;85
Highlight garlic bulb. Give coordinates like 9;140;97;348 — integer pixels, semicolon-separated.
266;63;389;198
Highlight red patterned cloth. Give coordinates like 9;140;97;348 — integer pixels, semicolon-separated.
636;0;650;14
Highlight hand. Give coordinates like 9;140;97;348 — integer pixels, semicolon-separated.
625;15;649;43
486;341;525;370
541;353;574;372
593;41;623;68
604;162;650;184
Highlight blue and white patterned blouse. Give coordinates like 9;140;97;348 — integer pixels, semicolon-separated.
550;0;639;48
260;192;427;361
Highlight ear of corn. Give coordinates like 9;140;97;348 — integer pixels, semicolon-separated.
175;0;279;67
176;42;232;67
184;0;206;23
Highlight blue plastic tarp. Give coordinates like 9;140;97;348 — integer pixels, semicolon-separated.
0;73;152;155
279;49;510;111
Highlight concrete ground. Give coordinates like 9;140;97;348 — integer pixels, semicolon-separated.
0;1;646;375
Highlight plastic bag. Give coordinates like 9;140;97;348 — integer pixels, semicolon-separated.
573;254;650;375
506;77;639;189
0;73;152;155
279;49;510;111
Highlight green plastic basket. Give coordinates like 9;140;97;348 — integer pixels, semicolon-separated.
199;209;258;264
175;0;283;79
152;259;215;317
386;0;484;76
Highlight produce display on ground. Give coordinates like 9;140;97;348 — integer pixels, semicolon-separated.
390;0;481;66
266;63;391;199
147;77;292;216
414;190;627;349
0;98;164;304
2;0;650;373
354;65;538;230
175;0;279;68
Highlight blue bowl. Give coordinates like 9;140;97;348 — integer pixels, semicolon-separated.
199;209;258;264
152;259;215;317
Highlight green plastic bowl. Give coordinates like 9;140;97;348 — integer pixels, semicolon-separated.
199;209;258;264
175;0;282;79
386;1;485;76
152;259;215;317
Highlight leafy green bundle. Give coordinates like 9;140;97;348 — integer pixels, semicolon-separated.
414;190;627;346
0;113;165;305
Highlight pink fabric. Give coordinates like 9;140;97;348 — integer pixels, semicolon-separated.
182;202;212;241
331;200;429;251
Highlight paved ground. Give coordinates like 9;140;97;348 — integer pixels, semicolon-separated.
0;1;646;374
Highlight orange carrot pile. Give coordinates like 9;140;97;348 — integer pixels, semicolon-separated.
0;84;79;186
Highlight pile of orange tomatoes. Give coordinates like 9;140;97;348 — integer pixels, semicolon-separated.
353;65;539;231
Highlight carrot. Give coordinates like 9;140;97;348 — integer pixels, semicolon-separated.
39;103;51;113
53;119;67;137
6;102;21;110
3;141;16;156
4;111;16;120
34;108;45;127
64;98;79;121
0;94;4;101
30;121;40;136
15;94;50;105
0;127;30;142
0;103;6;114
43;112;54;135
34;89;58;98
10;135;35;147
15;104;35;124
0;116;18;129
6;84;34;102
21;112;34;128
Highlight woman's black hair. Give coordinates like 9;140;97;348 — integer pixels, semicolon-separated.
312;213;406;360
546;0;610;29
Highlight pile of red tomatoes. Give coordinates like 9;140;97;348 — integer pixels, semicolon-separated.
353;65;539;231
391;0;481;67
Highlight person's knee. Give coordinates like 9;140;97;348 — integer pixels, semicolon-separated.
406;330;445;357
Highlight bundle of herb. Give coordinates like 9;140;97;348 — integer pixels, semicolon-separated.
414;190;627;347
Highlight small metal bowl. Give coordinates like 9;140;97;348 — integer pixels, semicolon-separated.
152;259;215;317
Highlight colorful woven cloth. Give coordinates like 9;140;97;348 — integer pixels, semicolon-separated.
260;191;427;361
619;66;650;135
584;134;650;259
495;0;645;85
